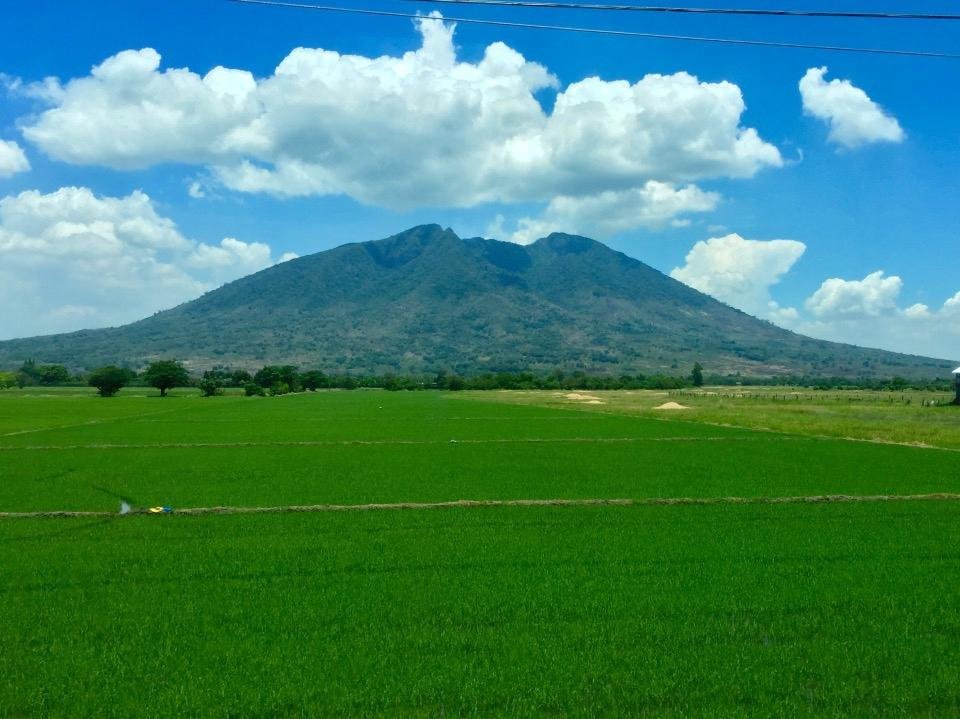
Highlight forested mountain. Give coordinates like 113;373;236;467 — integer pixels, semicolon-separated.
0;224;952;378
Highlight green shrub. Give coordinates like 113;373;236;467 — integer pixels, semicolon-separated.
244;382;266;397
198;379;223;397
269;382;290;396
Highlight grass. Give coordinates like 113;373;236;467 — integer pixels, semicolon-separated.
475;386;960;449
3;504;959;716
1;388;960;716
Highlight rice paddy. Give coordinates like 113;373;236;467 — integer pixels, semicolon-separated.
2;388;959;716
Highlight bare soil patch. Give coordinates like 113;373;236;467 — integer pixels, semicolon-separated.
564;392;602;401
654;401;690;410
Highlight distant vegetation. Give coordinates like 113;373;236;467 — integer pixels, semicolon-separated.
1;358;954;395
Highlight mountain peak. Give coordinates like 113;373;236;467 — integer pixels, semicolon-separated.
533;232;603;255
363;224;461;268
395;223;454;239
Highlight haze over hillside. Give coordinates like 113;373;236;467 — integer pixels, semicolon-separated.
0;225;952;378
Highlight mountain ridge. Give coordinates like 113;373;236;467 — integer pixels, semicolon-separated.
0;224;952;378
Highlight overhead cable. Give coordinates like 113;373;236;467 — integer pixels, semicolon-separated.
407;0;960;22
226;0;960;58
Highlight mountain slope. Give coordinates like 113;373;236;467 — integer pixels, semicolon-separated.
0;225;952;377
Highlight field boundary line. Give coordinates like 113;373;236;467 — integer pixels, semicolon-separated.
4;493;960;519
0;406;187;439
652;415;960;453
0;436;797;451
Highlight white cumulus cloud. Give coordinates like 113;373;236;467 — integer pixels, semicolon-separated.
944;291;960;316
0;187;290;339
0;139;30;178
186;236;273;270
670;236;959;358
18;15;781;211
793;284;960;359
670;233;806;318
791;274;960;358
805;270;902;317
799;67;904;149
903;303;931;319
503;182;719;244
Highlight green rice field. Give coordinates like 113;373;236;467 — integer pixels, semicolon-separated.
2;388;960;716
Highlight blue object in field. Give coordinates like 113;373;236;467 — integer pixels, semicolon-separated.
148;506;173;514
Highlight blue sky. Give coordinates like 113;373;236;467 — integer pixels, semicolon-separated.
1;0;957;360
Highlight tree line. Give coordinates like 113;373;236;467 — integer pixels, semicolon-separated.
0;359;954;396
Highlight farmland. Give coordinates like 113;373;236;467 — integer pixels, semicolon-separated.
2;388;960;716
481;386;960;449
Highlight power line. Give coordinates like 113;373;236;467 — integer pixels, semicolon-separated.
227;0;960;58
406;0;960;22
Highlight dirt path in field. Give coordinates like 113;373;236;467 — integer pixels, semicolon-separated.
560;393;605;404
4;493;960;519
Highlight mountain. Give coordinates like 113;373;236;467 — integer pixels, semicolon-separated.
0;224;952;378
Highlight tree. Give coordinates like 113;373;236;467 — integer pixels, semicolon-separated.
300;370;328;391
18;359;40;385
691;362;704;388
330;374;358;390
198;378;222;397
244;382;266;397
254;366;282;393
0;371;18;389
268;382;290;396
88;366;132;397
142;360;190;397
37;364;71;385
884;376;909;392
254;365;300;394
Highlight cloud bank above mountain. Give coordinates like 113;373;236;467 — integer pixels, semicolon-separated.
19;14;781;228
499;182;719;244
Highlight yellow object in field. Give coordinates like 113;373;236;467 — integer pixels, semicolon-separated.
148;506;172;514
